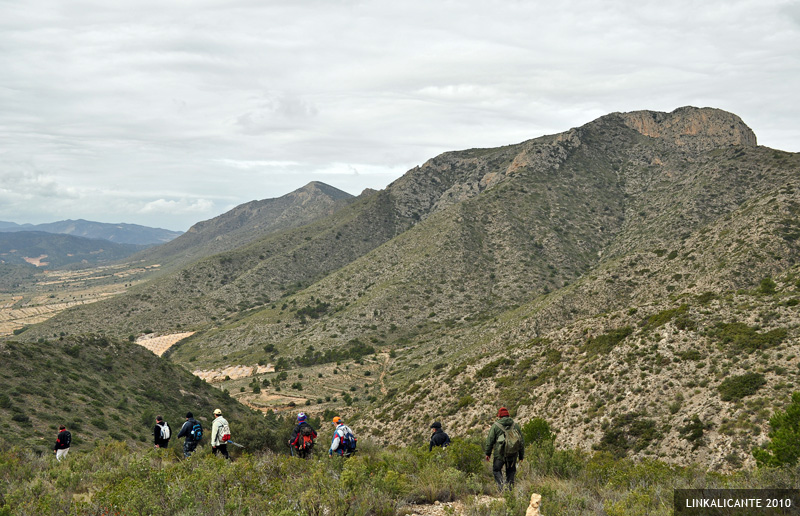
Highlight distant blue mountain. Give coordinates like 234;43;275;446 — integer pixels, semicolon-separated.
0;219;182;246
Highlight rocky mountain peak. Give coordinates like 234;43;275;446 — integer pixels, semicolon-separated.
616;106;757;151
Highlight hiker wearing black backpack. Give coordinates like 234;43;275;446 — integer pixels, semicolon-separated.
429;421;451;451
484;407;524;489
288;412;317;459
176;411;203;457
328;416;357;457
210;408;231;459
53;424;71;461
153;415;171;449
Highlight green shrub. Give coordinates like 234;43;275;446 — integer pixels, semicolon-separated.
522;417;555;445
709;322;787;352
582;327;633;356
644;304;688;329
759;277;777;295
445;437;484;475
753;392;800;467
718;373;766;401
594;412;661;458
678;415;712;450
90;418;109;430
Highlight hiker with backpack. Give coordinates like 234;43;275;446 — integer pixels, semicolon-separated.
484;407;524;489
210;408;231;459
288;412;317;459
53;424;71;461
176;411;203;457
429;421;451;451
328;416;357;457
153;415;171;449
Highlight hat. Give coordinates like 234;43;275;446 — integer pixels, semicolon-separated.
430;421;442;429
214;408;222;415
186;412;194;419
332;416;341;424
297;412;306;422
497;407;510;417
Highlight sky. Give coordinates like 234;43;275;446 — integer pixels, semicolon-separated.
1;0;798;231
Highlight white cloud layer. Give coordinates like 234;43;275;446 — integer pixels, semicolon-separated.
0;0;798;230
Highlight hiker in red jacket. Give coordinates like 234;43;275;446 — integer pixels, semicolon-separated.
288;412;317;459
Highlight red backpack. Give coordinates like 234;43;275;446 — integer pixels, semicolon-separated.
298;424;315;450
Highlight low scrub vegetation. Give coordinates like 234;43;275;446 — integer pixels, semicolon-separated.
2;433;799;516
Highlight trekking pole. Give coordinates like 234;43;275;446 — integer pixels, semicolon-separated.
226;440;245;448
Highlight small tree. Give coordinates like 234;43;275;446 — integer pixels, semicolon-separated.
753;392;800;467
522;417;556;446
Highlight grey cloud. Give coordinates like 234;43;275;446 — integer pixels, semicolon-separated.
0;0;797;230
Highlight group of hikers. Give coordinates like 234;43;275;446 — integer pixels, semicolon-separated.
55;405;524;489
151;409;233;458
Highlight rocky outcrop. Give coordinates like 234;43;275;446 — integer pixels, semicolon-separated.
618;106;757;151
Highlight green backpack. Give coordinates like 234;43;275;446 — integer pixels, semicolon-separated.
494;422;523;457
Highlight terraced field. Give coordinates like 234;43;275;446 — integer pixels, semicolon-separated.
0;263;160;336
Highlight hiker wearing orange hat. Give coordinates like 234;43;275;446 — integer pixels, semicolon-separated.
328;416;357;457
484;407;524;489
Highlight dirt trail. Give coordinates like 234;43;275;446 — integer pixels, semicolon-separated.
400;496;504;515
378;351;391;395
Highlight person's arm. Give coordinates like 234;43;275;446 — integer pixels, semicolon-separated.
329;431;341;455
211;419;220;447
484;425;496;460
176;421;188;439
517;424;524;461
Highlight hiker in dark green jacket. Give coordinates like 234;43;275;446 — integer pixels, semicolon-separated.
484;407;524;489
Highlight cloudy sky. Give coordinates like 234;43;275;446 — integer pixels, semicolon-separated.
1;0;798;231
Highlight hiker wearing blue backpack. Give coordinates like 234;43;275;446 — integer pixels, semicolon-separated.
484;407;524;489
176;411;203;457
328;416;357;457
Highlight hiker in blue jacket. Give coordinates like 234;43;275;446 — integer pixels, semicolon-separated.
176;412;202;457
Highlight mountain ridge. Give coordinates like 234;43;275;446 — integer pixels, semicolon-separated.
12;106;800;469
0;219;182;246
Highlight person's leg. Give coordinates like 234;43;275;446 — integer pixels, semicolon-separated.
220;444;229;459
56;448;69;461
492;456;505;488
505;457;517;487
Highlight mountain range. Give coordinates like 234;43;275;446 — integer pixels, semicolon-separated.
0;219;182;246
9;106;800;469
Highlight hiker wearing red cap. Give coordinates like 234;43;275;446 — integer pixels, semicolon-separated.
484;407;524;489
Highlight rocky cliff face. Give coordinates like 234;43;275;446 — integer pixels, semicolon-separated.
618;106;757;151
